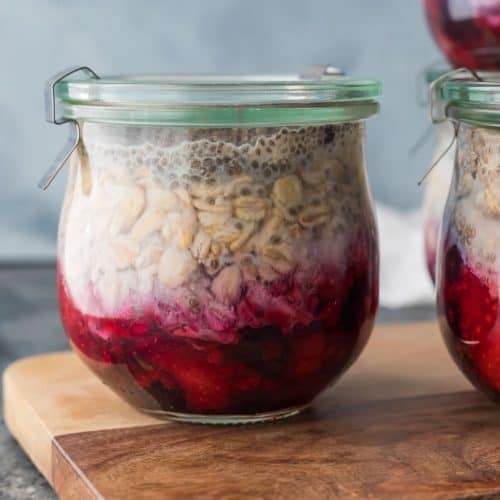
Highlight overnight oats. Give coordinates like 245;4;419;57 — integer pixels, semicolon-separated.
47;69;381;422
435;73;500;400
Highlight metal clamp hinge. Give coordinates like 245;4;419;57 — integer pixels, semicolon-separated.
428;67;483;125
39;66;99;190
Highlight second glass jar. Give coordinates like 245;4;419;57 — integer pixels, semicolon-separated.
436;73;500;400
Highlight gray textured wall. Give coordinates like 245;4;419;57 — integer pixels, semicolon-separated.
0;0;441;259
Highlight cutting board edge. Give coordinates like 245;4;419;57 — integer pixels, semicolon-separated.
52;437;101;500
3;360;54;483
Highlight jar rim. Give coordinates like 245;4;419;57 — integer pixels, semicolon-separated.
440;71;500;127
55;73;381;127
425;66;450;84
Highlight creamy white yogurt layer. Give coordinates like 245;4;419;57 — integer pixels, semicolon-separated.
59;124;367;316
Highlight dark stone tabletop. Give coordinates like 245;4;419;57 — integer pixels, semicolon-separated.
0;265;435;499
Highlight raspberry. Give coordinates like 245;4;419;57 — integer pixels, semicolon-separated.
87;318;129;341
173;364;230;412
442;245;498;341
289;330;328;377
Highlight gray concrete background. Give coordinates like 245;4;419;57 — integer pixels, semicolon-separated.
0;0;440;258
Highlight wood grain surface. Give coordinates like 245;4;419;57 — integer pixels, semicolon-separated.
53;391;500;499
5;321;500;499
3;352;162;481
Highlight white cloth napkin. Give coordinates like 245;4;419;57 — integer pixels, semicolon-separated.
376;202;435;308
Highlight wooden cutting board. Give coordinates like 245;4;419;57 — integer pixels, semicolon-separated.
4;321;500;499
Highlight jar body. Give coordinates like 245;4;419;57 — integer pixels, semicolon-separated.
58;122;379;421
422;122;455;283
437;123;500;400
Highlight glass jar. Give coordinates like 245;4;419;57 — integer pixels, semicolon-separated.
424;0;500;70
434;72;500;400
46;68;381;423
422;69;456;283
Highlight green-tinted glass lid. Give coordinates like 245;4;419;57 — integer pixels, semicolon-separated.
425;66;451;84
54;68;381;127
432;69;500;127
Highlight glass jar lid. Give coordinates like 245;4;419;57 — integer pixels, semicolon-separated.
54;71;381;127
432;69;500;127
425;67;450;84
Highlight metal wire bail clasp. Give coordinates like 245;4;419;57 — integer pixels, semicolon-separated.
428;67;477;124
38;66;99;190
418;68;482;186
